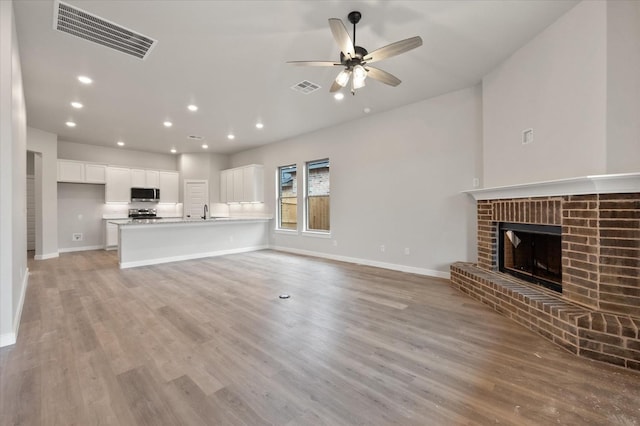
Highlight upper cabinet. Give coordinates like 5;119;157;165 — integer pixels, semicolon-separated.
60;159;179;204
105;167;131;203
57;160;106;184
220;164;264;203
131;169;160;188
159;171;179;204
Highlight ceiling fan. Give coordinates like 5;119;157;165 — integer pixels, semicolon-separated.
287;11;423;94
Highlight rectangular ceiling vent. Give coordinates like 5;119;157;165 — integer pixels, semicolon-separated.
291;80;321;94
53;0;157;60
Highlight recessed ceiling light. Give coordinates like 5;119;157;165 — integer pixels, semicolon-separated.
187;104;198;112
117;141;125;146
170;148;177;154
202;144;208;149
334;93;344;101
163;121;173;127
255;122;264;129
65;121;76;127
71;101;83;109
78;75;92;84
363;107;371;114
227;134;235;140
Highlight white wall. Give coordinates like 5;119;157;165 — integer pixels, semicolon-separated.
57;183;105;251
606;0;640;173
0;0;28;346
58;140;178;171
231;86;482;277
482;1;608;187
26;127;58;259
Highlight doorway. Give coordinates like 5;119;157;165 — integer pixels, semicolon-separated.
184;180;209;219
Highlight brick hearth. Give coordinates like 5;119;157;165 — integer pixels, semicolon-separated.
451;192;640;370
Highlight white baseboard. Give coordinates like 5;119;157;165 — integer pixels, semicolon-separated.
120;245;268;269
271;246;451;280
34;252;59;260
0;268;29;348
58;245;104;253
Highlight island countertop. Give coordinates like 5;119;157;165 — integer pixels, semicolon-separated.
109;216;271;226
114;216;271;268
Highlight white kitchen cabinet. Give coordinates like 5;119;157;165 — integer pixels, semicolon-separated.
105;167;131;203
225;170;234;202
232;168;244;202
220;169;229;203
58;160;106;184
105;222;118;248
131;169;160;188
243;165;264;202
146;170;160;188
159;171;179;203
85;164;106;183
220;164;264;203
57;160;85;182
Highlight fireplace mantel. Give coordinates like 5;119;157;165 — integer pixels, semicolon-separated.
464;173;640;201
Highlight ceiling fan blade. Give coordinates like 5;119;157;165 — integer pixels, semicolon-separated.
366;66;401;87
329;80;343;93
286;61;341;67
363;36;423;64
328;18;355;58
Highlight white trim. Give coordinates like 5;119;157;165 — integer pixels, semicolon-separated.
275;229;299;235
120;245;268;269
271;246;450;279
464;173;640;200
1;269;29;348
301;230;331;238
58;245;104;253
34;252;59;260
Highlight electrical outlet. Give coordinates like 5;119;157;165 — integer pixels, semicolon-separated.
229;235;234;243
522;128;534;145
72;233;83;241
379;244;386;253
473;178;480;188
404;247;411;255
332;240;338;247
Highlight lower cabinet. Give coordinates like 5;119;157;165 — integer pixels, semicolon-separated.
105;222;118;249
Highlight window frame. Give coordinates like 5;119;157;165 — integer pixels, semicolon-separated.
276;164;298;232
303;158;330;234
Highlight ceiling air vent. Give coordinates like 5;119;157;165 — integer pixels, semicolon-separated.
291;80;321;94
53;0;157;60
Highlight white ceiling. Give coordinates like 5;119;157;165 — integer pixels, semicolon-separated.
14;0;578;155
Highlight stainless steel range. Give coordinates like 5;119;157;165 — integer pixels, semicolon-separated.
128;208;162;220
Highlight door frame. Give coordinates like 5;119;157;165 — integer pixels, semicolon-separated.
183;179;209;219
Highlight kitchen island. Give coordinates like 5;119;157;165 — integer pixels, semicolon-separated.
110;217;271;268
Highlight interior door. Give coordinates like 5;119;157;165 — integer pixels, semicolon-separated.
184;180;209;219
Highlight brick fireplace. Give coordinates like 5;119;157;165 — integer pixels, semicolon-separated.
450;176;640;371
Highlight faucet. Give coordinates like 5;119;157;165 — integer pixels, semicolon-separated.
202;204;208;220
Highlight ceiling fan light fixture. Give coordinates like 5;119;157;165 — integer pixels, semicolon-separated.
353;65;367;83
335;69;351;87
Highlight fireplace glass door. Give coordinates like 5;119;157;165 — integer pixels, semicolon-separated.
499;223;562;293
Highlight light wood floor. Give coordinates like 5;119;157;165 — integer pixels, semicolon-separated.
1;250;639;425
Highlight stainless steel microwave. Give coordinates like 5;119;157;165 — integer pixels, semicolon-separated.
131;187;160;202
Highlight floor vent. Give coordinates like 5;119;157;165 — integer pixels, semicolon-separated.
53;0;157;60
291;80;321;94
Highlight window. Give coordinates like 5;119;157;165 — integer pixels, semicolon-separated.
305;159;330;232
277;164;297;230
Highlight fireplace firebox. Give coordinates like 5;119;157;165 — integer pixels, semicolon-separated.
498;222;562;293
